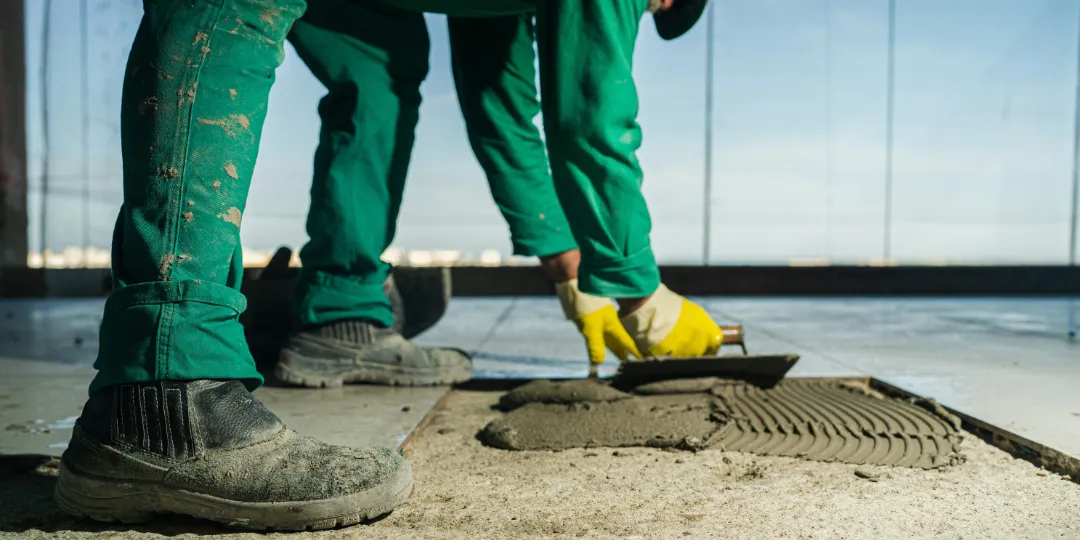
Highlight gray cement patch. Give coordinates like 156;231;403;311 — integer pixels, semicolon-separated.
480;379;964;468
484;394;719;451
497;379;631;410
633;377;720;394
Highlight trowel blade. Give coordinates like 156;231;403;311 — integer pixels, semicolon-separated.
612;353;800;388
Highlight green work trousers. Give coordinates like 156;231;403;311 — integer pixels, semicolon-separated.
292;0;659;329
406;0;661;296
286;0;430;329
91;0;307;394
94;0;658;393
289;1;579;328
448;15;578;259
451;0;660;295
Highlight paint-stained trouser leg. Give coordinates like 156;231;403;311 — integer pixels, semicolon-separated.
536;0;661;298
63;4;416;530
447;14;576;258
289;0;429;328
90;0;305;394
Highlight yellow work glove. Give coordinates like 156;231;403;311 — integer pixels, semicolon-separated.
619;284;723;358
556;279;642;364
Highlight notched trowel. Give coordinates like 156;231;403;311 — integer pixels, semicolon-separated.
609;325;799;389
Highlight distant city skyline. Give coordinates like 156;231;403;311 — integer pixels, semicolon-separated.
20;0;1080;265
23;246;518;269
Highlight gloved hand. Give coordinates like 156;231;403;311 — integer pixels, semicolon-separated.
619;284;723;358
556;279;642;364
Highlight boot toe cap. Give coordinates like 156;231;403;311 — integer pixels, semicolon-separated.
168;430;410;503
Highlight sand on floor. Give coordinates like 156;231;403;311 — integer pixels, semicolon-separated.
2;389;1079;540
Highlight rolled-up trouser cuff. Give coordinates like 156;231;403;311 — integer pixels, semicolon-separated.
578;248;661;298
510;229;579;258
496;185;578;258
90;279;261;396
295;267;394;328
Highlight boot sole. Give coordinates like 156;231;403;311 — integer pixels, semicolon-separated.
275;348;473;388
54;459;414;531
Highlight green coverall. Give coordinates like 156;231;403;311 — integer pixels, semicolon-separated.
93;0;659;393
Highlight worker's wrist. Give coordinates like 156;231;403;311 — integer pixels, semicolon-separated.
540;250;580;283
555;279;612;319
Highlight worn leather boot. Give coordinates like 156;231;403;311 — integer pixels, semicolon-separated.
54;380;413;530
275;320;473;388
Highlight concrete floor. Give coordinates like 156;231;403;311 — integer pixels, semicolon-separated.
1;297;1078;460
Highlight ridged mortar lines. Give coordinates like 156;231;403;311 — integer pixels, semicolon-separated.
480;379;965;469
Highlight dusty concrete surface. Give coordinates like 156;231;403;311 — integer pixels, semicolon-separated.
483;379;964;468
3;390;1079;540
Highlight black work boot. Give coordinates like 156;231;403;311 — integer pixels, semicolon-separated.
275;320;473;388
54;380;413;530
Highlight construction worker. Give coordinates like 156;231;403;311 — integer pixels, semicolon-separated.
55;0;717;531
276;1;718;386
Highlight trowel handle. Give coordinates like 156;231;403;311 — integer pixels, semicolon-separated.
720;325;747;355
720;325;744;345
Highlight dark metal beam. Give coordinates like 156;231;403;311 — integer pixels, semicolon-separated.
0;0;29;292
442;265;1080;297
9;265;1080;299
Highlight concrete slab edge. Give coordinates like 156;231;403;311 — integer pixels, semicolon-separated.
868;377;1080;484
397;388;455;454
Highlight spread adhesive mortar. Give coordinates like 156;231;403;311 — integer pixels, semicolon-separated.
481;378;965;468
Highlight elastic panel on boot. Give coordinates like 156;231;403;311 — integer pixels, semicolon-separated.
317;319;381;344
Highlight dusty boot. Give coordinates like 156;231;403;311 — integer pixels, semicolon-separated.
54;380;413;530
275;320;473;388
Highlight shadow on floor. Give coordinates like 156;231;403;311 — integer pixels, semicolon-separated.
0;454;231;535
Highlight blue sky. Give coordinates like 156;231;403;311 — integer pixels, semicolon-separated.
22;0;1080;264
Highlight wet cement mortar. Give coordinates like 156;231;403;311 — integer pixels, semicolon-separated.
483;378;965;468
3;387;1080;539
